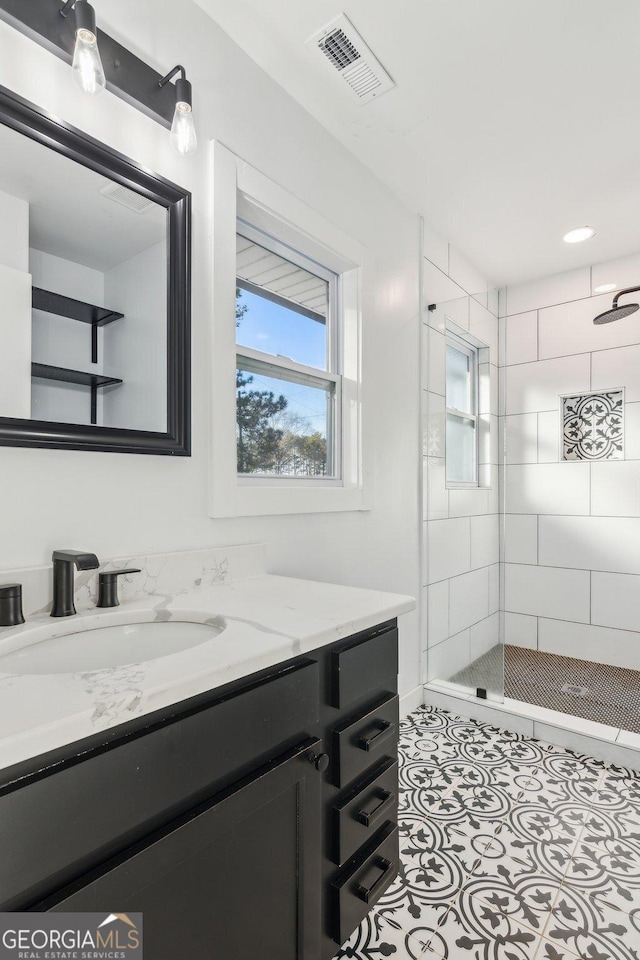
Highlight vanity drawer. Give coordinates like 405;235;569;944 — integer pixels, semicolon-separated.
331;758;398;866
330;623;398;708
329;822;398;945
0;658;319;910
331;694;398;788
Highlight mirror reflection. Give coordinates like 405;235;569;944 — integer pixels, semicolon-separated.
0;120;168;433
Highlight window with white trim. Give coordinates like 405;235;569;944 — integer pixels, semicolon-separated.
445;332;478;485
235;225;341;479
210;142;365;518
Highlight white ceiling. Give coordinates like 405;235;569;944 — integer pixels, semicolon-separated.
193;0;640;286
0;121;166;273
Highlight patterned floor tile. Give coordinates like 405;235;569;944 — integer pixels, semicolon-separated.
335;912;431;958
376;838;465;932
544;887;640;960
590;769;640;830
530;750;604;806
533;937;580;960
398;813;486;877
399;729;463;765
465;856;563;935
562;834;640;912
488;820;578;885
334;706;640;960
425;783;515;831
424;889;544;960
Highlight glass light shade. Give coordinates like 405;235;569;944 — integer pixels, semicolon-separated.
72;28;106;96
170;102;197;156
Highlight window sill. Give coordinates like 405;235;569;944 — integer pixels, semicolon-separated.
212;482;368;518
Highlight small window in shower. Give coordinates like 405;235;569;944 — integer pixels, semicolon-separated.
562;390;624;461
446;332;478;484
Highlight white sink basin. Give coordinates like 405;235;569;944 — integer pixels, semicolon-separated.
0;620;223;675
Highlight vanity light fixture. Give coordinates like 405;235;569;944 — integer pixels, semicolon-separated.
60;0;105;96
159;65;197;156
563;226;596;244
0;1;196;147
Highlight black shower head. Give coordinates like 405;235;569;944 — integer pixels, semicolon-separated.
593;303;639;324
593;285;640;325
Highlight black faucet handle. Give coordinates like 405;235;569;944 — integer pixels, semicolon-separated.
97;569;142;608
0;583;25;626
52;550;100;571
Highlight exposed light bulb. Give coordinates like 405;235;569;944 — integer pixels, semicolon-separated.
159;68;198;158
170;101;197;156
71;26;106;96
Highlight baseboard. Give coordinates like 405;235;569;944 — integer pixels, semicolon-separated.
400;685;425;718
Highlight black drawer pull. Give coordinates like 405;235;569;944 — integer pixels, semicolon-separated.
357;721;395;752
355;856;393;904
356;789;395;827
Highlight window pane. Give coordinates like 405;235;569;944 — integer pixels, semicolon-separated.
236;234;329;370
237;361;334;477
446;345;472;413
446;413;476;483
236;287;327;370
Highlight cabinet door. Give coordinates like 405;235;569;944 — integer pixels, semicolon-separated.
41;739;323;960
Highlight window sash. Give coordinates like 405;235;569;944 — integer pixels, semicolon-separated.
236;277;327;327
236;220;339;375
445;332;479;487
236;349;342;480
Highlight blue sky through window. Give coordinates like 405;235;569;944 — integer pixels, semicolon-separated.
236;289;327;371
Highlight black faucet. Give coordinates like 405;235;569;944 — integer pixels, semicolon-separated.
51;550;100;618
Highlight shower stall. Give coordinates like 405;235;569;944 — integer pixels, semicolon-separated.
423;252;640;752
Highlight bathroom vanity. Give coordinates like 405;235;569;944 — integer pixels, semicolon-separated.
0;548;413;959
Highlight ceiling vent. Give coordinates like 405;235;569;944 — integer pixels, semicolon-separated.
99;182;155;214
306;14;395;105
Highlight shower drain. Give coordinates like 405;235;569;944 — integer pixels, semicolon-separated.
561;683;588;697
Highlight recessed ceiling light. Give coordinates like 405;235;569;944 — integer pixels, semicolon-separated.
594;283;617;294
563;226;596;244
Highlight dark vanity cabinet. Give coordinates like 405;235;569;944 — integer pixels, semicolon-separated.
0;619;400;959
46;740;323;960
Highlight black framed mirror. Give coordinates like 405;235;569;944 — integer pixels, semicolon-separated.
0;84;190;455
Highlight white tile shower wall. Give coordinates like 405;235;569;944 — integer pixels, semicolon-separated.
503;254;640;671
422;226;500;684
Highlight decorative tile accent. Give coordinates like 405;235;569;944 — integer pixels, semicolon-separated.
562;390;623;461
333;706;640;960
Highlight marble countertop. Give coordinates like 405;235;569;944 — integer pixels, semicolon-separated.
0;569;414;774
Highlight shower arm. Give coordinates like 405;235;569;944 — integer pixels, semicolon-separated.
612;285;640;308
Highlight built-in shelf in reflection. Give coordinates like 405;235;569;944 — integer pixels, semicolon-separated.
32;288;124;328
31;363;123;425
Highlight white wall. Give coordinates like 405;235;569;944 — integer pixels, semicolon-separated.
502;252;640;671
421;222;500;685
0;190;30;419
103;242;167;433
30;248;105;426
0;188;28;273
0;5;420;697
